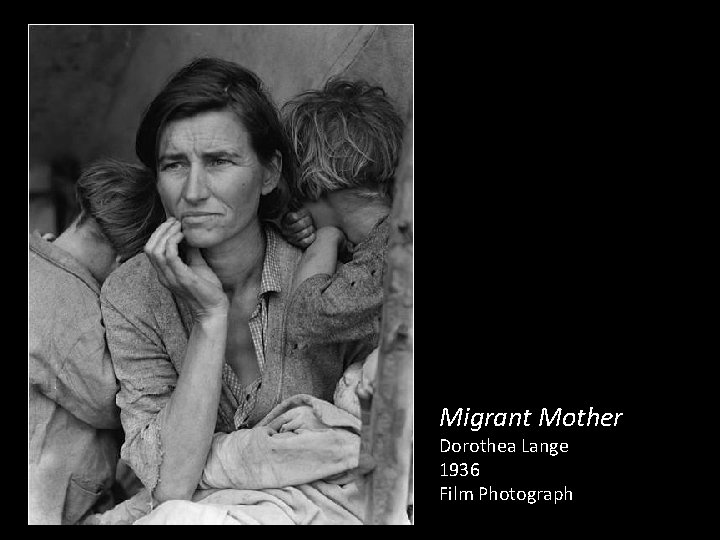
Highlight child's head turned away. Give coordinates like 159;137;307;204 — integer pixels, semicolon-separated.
282;79;405;206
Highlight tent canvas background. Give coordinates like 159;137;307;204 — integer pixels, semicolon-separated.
28;24;413;234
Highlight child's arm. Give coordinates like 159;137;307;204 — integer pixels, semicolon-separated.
286;218;389;345
290;226;345;294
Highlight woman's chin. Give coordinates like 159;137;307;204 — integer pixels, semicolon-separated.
183;231;221;249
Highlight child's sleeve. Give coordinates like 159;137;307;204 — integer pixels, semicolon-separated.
286;221;389;345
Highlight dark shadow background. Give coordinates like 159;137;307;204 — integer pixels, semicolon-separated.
412;26;647;526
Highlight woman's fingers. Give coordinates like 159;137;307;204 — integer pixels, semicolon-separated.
174;247;228;315
145;218;183;288
165;241;218;297
147;216;179;244
154;221;182;271
144;219;226;317
144;219;173;284
184;246;209;269
145;218;179;257
164;231;190;283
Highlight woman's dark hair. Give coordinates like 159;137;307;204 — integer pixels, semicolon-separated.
281;78;404;203
75;159;165;262
135;57;293;222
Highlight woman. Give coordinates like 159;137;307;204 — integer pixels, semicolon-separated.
100;58;376;510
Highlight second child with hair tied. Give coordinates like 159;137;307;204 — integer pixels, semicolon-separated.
280;79;405;396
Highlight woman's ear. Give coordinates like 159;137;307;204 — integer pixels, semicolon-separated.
261;151;282;195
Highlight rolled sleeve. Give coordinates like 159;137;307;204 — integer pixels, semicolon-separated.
101;296;177;496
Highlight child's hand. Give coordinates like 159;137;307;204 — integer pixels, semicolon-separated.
280;207;316;249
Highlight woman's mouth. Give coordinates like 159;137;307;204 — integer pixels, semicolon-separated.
181;212;219;224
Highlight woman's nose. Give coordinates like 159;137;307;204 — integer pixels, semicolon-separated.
182;164;210;202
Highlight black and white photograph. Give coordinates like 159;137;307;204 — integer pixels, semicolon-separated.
28;24;414;525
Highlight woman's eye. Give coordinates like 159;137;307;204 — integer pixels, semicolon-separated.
161;162;183;171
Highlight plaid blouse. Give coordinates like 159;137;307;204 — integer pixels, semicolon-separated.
222;227;283;429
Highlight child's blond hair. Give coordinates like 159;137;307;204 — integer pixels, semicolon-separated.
282;79;405;204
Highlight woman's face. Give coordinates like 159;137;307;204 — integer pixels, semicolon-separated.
156;109;279;249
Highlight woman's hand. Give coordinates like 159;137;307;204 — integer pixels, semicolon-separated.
144;217;228;320
280;207;316;249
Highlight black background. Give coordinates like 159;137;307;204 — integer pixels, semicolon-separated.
413;19;650;527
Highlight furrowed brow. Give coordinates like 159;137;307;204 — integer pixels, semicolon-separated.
202;150;242;159
158;152;187;163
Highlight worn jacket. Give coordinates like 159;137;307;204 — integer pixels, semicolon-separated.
28;232;121;525
100;226;375;497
